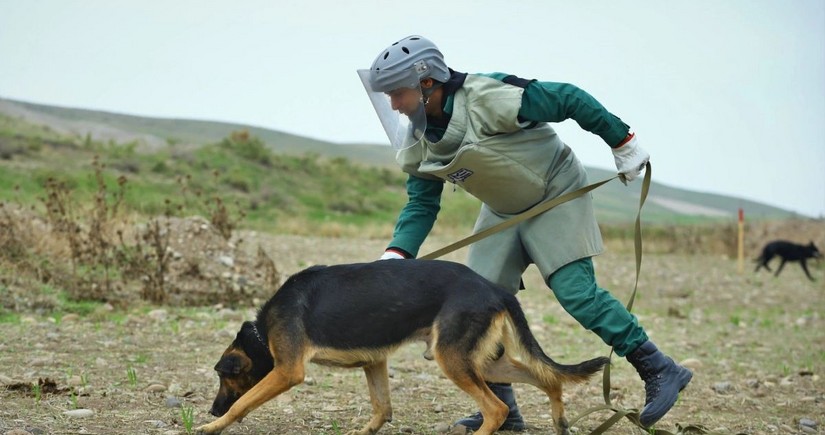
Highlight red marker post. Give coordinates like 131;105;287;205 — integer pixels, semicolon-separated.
737;208;745;274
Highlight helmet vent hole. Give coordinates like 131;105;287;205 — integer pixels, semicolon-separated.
383;52;389;60
402;47;410;54
410;37;420;41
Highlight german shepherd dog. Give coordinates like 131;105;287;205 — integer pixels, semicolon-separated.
755;240;821;281
197;260;609;435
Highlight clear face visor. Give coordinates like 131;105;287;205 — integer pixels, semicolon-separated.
358;68;427;150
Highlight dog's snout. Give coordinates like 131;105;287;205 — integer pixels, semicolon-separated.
209;400;229;417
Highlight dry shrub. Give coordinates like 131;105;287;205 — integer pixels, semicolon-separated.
206;196;245;241
0;202;70;274
126;215;276;307
0;202;75;311
117;216;173;304
256;245;281;288
38;158;132;302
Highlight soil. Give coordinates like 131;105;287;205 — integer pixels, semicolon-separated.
1;221;824;435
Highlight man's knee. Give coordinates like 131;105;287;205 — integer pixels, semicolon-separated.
548;258;596;297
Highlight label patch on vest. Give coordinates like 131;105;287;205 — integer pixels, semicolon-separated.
447;168;474;184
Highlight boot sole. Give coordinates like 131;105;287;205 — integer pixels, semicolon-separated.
454;420;526;432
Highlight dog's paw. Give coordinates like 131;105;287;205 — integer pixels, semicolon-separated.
195;424;223;435
448;424;472;435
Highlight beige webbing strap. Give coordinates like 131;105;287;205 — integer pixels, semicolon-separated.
418;175;619;260
569;162;652;432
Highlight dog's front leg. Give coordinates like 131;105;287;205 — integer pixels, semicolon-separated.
346;360;392;435
774;259;787;276
197;366;304;434
800;260;816;281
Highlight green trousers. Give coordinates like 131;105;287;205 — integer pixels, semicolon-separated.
548;257;648;357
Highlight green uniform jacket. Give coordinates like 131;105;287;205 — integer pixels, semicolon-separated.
389;72;630;290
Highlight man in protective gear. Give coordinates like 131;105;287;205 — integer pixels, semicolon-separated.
359;35;691;431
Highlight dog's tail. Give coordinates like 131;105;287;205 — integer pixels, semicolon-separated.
503;295;609;383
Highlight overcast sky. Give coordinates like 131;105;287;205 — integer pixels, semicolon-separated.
1;0;823;218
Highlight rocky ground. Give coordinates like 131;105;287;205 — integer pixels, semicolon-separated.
1;222;824;434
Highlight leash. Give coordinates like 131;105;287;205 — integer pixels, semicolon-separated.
564;165;739;434
418;172;620;260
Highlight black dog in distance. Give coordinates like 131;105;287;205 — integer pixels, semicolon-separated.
755;240;822;281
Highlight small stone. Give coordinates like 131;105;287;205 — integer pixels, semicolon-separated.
29;357;52;367
165;396;181;408
799;418;817;430
144;420;167;428
61;313;80;323
712;381;733;394
147;309;168;321
145;383;167;393
63;409;95;418
433;422;451;433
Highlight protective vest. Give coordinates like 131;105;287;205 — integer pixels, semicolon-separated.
397;74;570;214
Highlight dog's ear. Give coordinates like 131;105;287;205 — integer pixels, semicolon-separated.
214;354;252;375
214;354;242;375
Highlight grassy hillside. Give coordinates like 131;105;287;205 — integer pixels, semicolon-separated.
0;97;799;231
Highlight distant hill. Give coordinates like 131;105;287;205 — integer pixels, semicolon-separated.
0;97;394;166
0;97;797;223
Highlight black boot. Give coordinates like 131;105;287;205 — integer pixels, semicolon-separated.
626;341;693;427
454;382;526;432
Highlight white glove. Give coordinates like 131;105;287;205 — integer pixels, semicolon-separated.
612;133;650;184
379;249;406;260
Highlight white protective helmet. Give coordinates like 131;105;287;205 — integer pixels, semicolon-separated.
358;35;450;149
366;35;450;93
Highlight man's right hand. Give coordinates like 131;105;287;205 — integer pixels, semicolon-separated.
379;249;407;260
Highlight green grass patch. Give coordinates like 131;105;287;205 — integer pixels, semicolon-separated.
0;308;21;324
